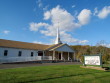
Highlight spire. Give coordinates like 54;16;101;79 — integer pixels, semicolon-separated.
55;22;62;44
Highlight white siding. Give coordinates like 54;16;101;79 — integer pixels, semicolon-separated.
55;45;74;52
0;47;42;63
0;47;38;57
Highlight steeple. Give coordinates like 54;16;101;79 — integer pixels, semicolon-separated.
55;24;62;44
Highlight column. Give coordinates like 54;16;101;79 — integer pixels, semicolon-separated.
61;51;63;60
68;52;69;60
73;52;76;61
53;51;55;60
43;51;45;56
57;52;59;60
42;51;45;61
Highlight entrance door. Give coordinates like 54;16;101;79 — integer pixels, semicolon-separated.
59;53;61;60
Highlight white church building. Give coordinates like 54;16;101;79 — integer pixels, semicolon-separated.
0;28;75;63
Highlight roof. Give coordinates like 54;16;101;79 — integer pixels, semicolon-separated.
49;44;74;52
45;43;63;50
49;44;65;51
0;39;73;52
0;39;49;50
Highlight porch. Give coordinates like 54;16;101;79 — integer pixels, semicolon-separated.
44;51;75;62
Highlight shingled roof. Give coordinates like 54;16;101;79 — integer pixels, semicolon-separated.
0;39;50;50
45;43;63;50
0;39;64;51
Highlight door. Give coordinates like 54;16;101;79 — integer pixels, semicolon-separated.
59;53;61;60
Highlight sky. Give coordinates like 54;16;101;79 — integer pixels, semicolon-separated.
0;0;110;46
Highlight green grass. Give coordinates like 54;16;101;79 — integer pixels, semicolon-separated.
0;65;110;83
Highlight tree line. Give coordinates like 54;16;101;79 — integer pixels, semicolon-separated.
71;45;110;63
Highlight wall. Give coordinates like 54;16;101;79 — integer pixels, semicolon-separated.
55;45;74;52
0;47;42;63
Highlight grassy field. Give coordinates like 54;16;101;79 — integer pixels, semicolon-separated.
0;65;110;83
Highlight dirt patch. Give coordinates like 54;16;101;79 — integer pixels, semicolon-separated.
80;66;110;71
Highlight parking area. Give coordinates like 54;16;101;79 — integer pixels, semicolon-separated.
0;62;82;69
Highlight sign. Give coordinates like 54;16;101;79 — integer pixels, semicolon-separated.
85;56;100;65
83;54;102;66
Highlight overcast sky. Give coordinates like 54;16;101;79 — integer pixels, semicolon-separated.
0;0;110;46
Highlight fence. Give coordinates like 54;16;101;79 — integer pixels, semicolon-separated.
0;56;42;63
42;56;52;60
0;56;53;63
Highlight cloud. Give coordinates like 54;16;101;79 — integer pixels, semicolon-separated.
72;5;76;8
37;0;43;8
93;7;98;16
96;40;110;48
97;6;110;19
79;40;89;44
74;10;78;16
97;43;110;48
29;22;49;31
106;44;110;48
33;41;44;44
3;30;10;34
29;5;90;44
41;5;80;37
78;9;92;25
43;5;49;11
43;5;80;31
33;40;51;45
60;31;89;44
44;11;51;20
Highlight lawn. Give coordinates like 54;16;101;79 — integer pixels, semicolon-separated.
0;65;110;83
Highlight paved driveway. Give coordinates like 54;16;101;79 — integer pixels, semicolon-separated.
0;62;82;69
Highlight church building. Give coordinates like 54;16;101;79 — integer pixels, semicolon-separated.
0;27;75;63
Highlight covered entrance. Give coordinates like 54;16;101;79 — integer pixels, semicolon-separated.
52;51;74;61
46;44;75;62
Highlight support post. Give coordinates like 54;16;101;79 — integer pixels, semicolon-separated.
57;51;59;61
53;51;55;60
68;52;69;60
43;51;45;56
43;51;45;60
61;51;63;60
73;52;76;62
42;51;45;63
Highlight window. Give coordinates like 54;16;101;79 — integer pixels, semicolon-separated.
31;52;34;57
18;51;22;56
4;50;8;56
38;51;43;56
